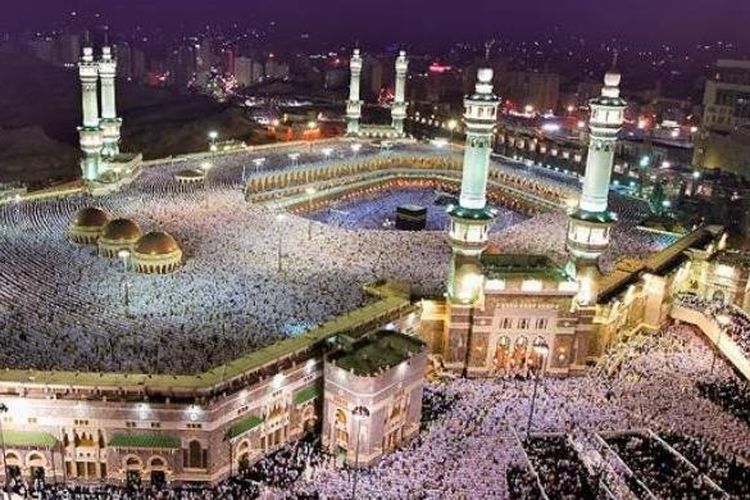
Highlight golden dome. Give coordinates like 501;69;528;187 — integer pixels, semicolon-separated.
135;231;180;256
101;218;142;242
176;168;205;178
72;207;108;228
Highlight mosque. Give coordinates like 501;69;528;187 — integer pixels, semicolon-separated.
0;43;747;490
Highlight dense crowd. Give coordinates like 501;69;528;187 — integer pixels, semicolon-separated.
662;431;750;498
605;432;725;499
0;141;676;374
677;292;750;360
696;377;750;427
307;188;528;232
1;325;747;498
523;435;599;499
295;325;750;498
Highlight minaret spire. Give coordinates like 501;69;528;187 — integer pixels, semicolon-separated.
98;41;122;158
391;50;408;136
446;67;499;303
78;45;103;181
346;47;363;136
566;64;627;297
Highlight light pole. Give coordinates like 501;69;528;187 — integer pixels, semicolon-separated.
351;143;361;158
276;213;286;272
447;119;458;143
526;340;550;439
253;157;266;175
305;187;316;240
307;120;317;151
0;403;9;494
208;130;218;152
350;405;370;500
288;153;300;168
118;249;131;312
201;162;213;207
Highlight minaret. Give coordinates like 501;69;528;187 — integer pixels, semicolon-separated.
446;68;499;304
566;59;626;279
98;45;122;158
78;46;103;181
346;48;363;136
391;50;408;136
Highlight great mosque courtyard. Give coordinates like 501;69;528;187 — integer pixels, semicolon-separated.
0;141;676;375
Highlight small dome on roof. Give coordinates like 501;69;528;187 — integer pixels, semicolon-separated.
135;231;180;256
477;68;493;84
101;218;141;242
72;207;108;228
604;69;621;88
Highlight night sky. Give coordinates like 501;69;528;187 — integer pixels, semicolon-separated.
3;0;749;47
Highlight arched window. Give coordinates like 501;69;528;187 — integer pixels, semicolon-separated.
150;457;165;468
188;440;203;468
126;457;140;467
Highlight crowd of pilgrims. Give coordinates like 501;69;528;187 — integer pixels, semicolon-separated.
2;325;749;498
0;143;677;374
677;292;750;360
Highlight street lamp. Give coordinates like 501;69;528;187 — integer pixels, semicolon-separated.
305;187;316;240
350;143;361;158
350;405;370;500
201;162;214;207
0;403;8;494
526;340;550;438
447;119;458;143
253;157;266;175
288;153;300;167
118;249;131;311
208;130;218;152
276;213;286;272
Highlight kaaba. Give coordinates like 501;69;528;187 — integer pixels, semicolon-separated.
395;204;427;230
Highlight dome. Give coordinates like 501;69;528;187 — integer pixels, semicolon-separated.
72;207;108;228
176;168;205;178
101;218;141;242
477;68;493;84
604;69;621;87
135;231;180;255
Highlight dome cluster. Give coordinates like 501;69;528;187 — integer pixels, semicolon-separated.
68;207;182;274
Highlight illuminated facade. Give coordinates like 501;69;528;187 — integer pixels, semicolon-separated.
322;331;426;465
444;67;500;372
0;285;420;487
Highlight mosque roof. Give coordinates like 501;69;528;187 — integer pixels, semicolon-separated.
101;218;142;242
331;330;424;377
447;205;495;221
72;207;109;228
135;231;180;256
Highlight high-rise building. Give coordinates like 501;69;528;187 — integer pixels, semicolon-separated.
223;47;235;76
234;56;255;87
702;59;750;133
501;71;560;114
57;32;81;66
265;58;290;80
114;42;132;79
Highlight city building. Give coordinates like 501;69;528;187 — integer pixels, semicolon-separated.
701;59;750;133
694;59;750;176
